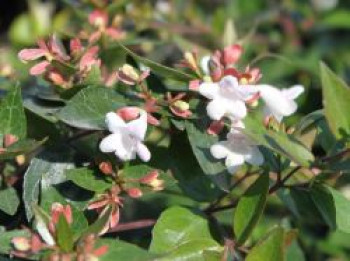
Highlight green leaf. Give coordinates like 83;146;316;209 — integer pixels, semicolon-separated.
23;149;74;221
150;206;218;253
58;86;126;130
119;43;195;82
157;239;222;261
246;227;285;261
97;239;158;261
320;62;350;139
185;119;231;191
234;173;269;245
66;168;112;193
56;215;74;252
311;185;350;233
0;138;47;160
0;84;26;139
244;116;314;167
322;10;350;29
0;187;20;215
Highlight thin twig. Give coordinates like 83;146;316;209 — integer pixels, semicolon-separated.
107;219;156;233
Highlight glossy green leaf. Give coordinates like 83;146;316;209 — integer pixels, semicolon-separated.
246;227;285;261
58;86;126;130
0;84;26;139
0;187;20;216
150;206;217;253
97;239;158;261
311;185;350;233
0;138;47;160
66;168;112;193
119;43;195;82
81;206;112;237
234;174;269;245
320;62;350;139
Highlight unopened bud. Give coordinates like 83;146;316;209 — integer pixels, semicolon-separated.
4;134;18;147
117;107;140;121
12;237;31;252
139;170;159;184
99;162;113;175
208;59;222;82
16;155;26;165
121;64;139;81
173;100;190;112
126;188;143;198
184;52;198;71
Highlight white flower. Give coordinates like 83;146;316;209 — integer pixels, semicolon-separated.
210;121;264;173
255;84;304;122
199;75;257;121
99;110;151;162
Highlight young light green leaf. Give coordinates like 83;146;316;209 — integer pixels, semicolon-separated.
246;227;285;261
56;215;74;252
0;187;20;216
0;230;30;255
66;168;112;193
320;62;350;139
0;84;26;139
311;184;350;233
234;173;269;245
58;86;126;130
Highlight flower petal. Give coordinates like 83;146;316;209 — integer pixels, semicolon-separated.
257;85;297;117
29;61;50;75
126;110;148;140
200;55;211;75
211;141;230;159
136;142;151;162
18;49;46;61
207;99;226;120
199;82;219;99
225;99;247;119
244;147;264;166
99;133;120;153
105;112;126;133
225;153;245;174
281;85;304;100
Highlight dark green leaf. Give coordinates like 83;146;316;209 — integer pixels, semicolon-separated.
58;86;126;130
66;168;112;193
311;184;350;233
185;119;231;191
320;62;350;139
0;187;19;215
234;173;269;245
81;206;112;237
0;138;46;160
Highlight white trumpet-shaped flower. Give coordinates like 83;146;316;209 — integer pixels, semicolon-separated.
199;75;257;121
99;110;151;162
255;84;304;122
210;121;264;173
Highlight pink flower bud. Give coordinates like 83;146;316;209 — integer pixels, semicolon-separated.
207;120;225;135
126;188;143;198
51;203;73;225
30;61;50;76
99;162;113;175
208;58;223;82
117;107;140;121
80;46;100;71
18;49;46;62
222;44;243;65
4;134;18;147
189;80;200;91
70;38;83;56
89;10;108;28
139;170;159;184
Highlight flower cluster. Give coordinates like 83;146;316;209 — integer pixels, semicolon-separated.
183;45;304;174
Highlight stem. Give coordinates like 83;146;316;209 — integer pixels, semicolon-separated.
107;219;156;233
321;148;350;163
